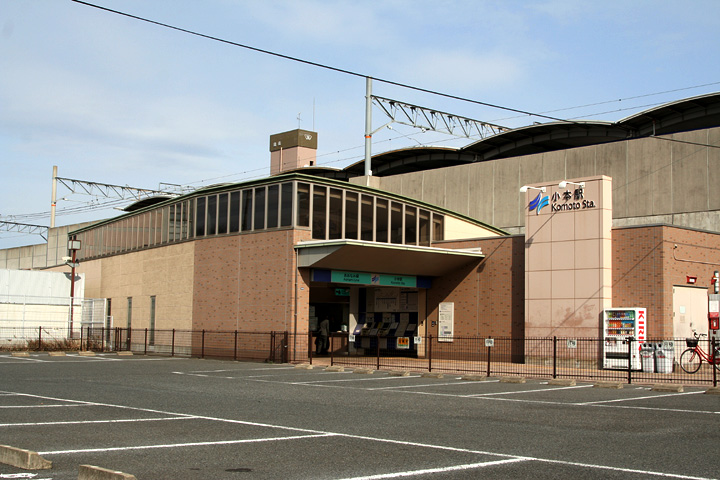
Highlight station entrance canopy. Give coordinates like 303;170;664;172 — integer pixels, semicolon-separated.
295;240;484;278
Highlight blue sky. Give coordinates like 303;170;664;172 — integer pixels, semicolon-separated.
2;0;719;249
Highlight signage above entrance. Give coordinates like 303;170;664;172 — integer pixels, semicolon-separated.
312;269;432;288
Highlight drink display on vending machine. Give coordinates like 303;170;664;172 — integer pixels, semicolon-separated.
602;308;647;370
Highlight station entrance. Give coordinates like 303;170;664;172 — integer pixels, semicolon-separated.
309;269;428;356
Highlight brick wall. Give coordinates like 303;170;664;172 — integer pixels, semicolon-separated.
192;229;312;334
613;225;720;338
428;236;525;338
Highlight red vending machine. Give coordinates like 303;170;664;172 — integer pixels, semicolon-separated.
603;308;647;370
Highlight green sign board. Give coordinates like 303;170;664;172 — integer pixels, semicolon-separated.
378;275;416;287
331;271;372;284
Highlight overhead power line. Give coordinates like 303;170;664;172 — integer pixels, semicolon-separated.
70;0;575;125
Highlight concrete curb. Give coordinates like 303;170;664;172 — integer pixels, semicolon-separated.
11;352;30;357
79;464;137;480
460;374;489;381
78;351;96;357
594;381;623;389
704;386;720;395
548;378;576;386
48;351;66;356
421;372;444;379
500;376;526;384
652;383;684;393
388;370;410;376
353;368;374;375
0;444;52;470
117;351;134;356
294;363;313;369
324;365;344;372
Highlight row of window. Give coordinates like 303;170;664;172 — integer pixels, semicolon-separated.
74;181;445;261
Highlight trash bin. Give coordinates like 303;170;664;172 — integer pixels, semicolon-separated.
640;342;655;373
655;341;674;374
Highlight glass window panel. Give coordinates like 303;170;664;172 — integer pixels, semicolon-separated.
375;198;388;243
218;193;228;234
390;202;403;244
404;206;417;245
361;195;374;241
186;200;194;239
229;191;240;233
195;197;206;237
296;183;310;227
267;185;279;229
254;187;266;230
329;188;342;239
418;209;430;246
142;212;150;247
241;190;253;231
312;186;327;239
432;214;444;242
345;191;358;239
280;183;293;227
169;205;178;242
207;195;217;235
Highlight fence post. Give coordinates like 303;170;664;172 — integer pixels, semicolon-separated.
234;330;238;361
171;329;175;357
308;330;313;365
376;334;380;371
144;328;148;356
428;334;433;372
101;326;105;352
38;327;42;351
283;331;289;364
553;336;557;379
713;337;717;388
627;338;633;384
201;330;205;359
486;337;492;377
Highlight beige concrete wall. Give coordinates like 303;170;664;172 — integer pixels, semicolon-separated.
524;176;613;339
373;127;720;234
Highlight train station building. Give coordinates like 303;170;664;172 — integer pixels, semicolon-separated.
2;93;720;361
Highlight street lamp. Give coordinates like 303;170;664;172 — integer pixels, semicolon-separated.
66;238;81;338
559;180;585;189
519;185;546;193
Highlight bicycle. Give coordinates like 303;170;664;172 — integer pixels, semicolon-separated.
679;332;720;374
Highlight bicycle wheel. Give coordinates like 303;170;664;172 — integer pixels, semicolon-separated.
680;348;702;374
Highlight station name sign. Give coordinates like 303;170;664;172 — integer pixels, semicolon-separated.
329;270;417;288
550;188;596;212
528;186;597;215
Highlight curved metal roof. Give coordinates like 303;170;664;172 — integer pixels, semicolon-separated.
306;92;720;180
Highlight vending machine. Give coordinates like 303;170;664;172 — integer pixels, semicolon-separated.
602;308;647;370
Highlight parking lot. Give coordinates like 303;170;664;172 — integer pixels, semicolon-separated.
1;352;718;479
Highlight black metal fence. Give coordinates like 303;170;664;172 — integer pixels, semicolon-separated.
3;327;717;386
314;333;719;387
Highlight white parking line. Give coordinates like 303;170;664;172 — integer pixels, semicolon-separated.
577;391;703;405
39;433;338;455
466;385;594;397
0;416;196;427
336;458;529;479
5;391;714;480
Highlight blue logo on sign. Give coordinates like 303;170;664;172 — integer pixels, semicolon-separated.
528;192;549;215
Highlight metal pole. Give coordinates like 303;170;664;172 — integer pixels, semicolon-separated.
234;330;238;361
376;334;380;371
38;327;42;351
171;329;175;357
144;328;148;356
428;334;432;372
713;337;717;388
51;165;57;228
486;337;492;377
553;336;557;379
627;338;633;384
201;330;205;359
330;333;334;366
364;77;373;178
